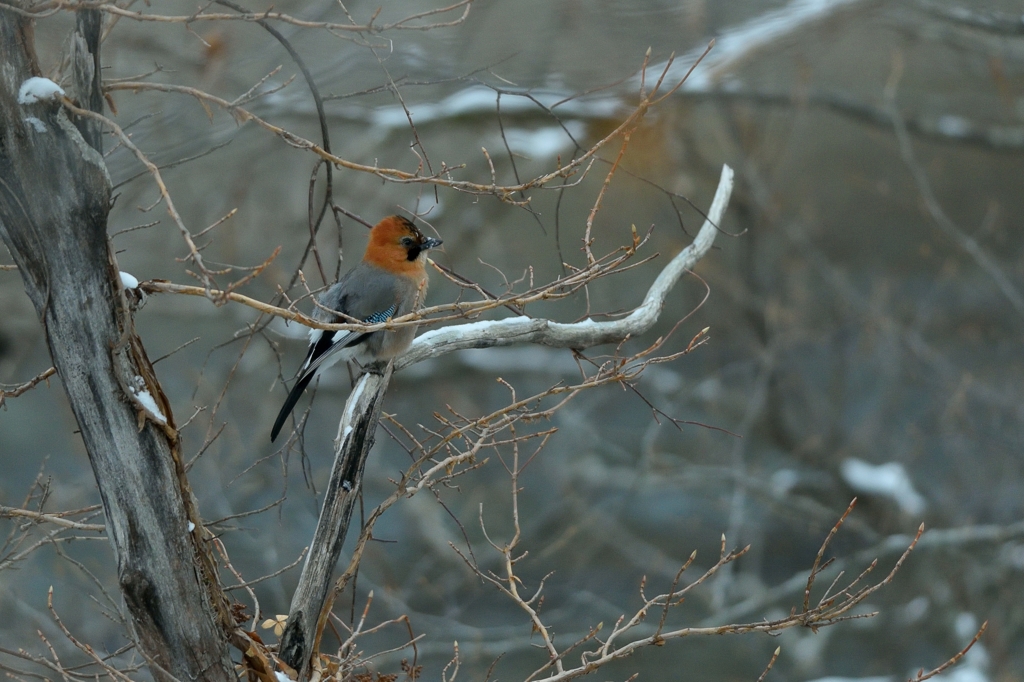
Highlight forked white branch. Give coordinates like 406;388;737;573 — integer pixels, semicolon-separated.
396;163;734;369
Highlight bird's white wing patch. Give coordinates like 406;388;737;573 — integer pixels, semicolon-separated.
300;304;395;377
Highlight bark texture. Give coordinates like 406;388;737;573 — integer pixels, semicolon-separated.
0;10;233;681
280;365;394;677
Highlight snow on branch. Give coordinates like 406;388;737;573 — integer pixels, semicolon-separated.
397;163;734;369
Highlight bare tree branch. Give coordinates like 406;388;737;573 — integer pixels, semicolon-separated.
0;366;56;408
0;506;105;532
397;164;734;368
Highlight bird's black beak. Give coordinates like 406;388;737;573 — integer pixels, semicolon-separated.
421;237;443;250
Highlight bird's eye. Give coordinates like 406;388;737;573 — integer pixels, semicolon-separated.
401;237;414;247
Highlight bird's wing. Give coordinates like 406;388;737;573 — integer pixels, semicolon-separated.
300;301;397;377
270;266;401;442
305;266;408;368
270;304;396;442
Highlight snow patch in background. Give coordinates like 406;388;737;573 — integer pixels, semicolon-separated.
898;596;930;625
840;458;926;515
645;0;866;93
370;86;622;130
18;77;65;104
805;677;894;682
504;122;586;158
771;468;800;497
414;193;444;219
645;367;682;394
998;542;1024;570
24;116;47;133
936;115;972;138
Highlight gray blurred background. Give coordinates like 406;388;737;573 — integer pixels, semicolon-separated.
2;0;1023;679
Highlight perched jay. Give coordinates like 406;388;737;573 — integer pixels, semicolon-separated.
271;215;442;442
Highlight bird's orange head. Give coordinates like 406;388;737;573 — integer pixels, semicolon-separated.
362;215;442;277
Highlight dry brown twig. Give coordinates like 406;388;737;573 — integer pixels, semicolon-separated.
62;102;223;292
756;647;782;682
138;226;659;336
0;505;105;532
99;41;714;203
186;161;722;467
0;366;56;408
47;587;136;682
440;498;925;682
3;0;475;33
908;620;988;682
322;593;423;681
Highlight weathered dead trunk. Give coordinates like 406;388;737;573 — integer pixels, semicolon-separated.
0;9;233;681
279;366;394;677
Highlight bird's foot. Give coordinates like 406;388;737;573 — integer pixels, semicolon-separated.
364;361;388;375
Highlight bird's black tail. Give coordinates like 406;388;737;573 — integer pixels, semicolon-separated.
270;371;317;442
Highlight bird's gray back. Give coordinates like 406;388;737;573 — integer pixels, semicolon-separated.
314;263;424;359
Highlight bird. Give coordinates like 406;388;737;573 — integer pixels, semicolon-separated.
270;215;442;442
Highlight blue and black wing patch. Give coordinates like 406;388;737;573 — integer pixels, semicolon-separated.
270;304;398;441
363;304;396;325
